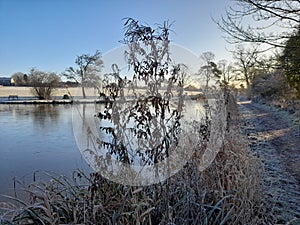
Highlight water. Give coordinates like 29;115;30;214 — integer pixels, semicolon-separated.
0;99;210;194
0;104;91;198
72;98;211;186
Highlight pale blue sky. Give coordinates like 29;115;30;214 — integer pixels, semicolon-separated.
0;0;234;77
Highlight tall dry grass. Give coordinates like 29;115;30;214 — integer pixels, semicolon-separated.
0;95;272;225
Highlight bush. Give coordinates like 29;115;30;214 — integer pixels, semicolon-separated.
252;69;289;99
28;69;61;100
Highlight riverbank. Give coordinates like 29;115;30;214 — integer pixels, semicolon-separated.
0;86;97;98
0;98;110;104
0;86;103;104
0;86;205;104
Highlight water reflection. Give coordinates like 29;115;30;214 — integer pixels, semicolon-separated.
0;104;91;200
31;105;61;127
9;104;63;128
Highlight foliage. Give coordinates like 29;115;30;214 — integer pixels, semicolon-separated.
215;0;300;99
94;18;191;169
196;53;237;91
28;69;61;100
252;69;289;99
63;50;103;98
197;52;220;92
281;28;300;97
230;44;280;99
11;72;28;86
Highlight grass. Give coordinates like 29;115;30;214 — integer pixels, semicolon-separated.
0;95;275;225
0;86;96;98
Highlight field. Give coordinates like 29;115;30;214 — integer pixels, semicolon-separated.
0;86;97;98
0;86;204;100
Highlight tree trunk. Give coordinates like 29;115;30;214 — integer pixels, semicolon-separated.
82;85;86;99
244;71;252;100
81;71;86;99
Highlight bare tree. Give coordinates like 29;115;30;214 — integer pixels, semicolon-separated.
232;44;281;98
217;59;236;86
199;52;215;91
11;72;27;86
63;50;103;98
216;0;300;48
232;45;259;87
28;68;61;100
197;52;220;92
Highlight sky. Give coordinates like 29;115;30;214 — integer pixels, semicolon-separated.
0;0;235;77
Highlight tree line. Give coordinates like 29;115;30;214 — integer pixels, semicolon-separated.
11;51;103;99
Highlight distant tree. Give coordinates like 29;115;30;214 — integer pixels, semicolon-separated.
216;0;300;49
23;74;28;84
28;68;61;99
233;44;281;98
11;72;27;86
281;28;300;96
217;59;235;86
232;45;260;88
198;52;219;92
196;51;225;92
63;50;103;98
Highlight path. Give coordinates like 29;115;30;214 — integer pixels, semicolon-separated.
238;100;300;223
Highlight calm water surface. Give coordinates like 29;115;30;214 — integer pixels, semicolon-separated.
0;104;91;198
0;100;207;197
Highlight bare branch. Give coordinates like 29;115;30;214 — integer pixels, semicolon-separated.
215;0;300;48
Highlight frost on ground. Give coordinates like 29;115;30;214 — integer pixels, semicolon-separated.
238;99;300;224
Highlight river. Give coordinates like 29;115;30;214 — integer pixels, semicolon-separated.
0;104;91;199
0;98;209;197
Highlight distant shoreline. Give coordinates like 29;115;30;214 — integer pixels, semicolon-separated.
0;86;102;104
0;86;205;104
0;86;97;98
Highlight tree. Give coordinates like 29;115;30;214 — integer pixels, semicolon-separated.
232;45;260;88
63;50;103;98
11;72;28;86
216;0;300;48
217;59;235;86
233;45;283;99
281;28;300;96
198;52;219;92
216;0;300;99
28;68;61;100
